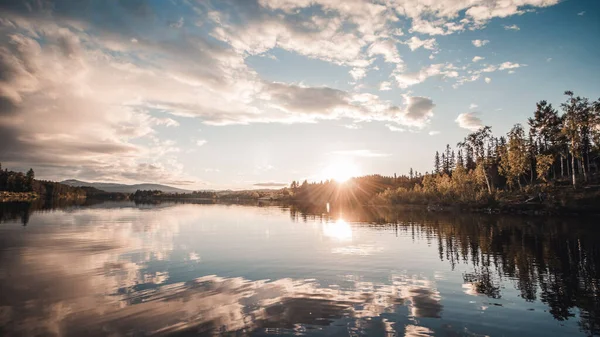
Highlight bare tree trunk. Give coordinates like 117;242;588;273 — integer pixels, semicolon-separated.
483;166;492;194
560;154;564;177
582;158;588;182
571;150;577;189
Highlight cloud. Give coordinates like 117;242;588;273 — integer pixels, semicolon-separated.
331;150;391;157
367;39;403;64
472;56;485;62
350;67;367;80
485;77;492;83
253;182;287;187
498;61;524;70
456;112;484;131
546;57;552;62
469;103;478;109
169;17;184;29
393;63;457;88
386;124;405;132
196;140;208;147
344;124;362;129
404;36;437;51
0;0;558;184
429;131;440;136
503;24;520;31
379;81;392;91
578;11;585;16
472;39;490;47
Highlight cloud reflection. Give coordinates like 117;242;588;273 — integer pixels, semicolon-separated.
0;204;448;336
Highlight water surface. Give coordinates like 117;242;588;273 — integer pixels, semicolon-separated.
1;201;599;336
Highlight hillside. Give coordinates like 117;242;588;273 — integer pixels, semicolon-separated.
61;179;190;194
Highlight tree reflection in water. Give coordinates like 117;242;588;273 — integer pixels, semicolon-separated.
291;203;600;335
0;201;599;336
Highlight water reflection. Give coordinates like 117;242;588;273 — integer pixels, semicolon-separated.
322;219;353;241
0;202;599;336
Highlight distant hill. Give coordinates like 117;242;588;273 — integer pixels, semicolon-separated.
61;179;191;194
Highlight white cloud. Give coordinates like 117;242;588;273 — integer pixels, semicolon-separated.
472;56;485;62
485;77;492;83
331;150;391;157
350;67;367;80
578;11;585;16
546;57;552;62
386;124;405;132
393;63;457;88
469;103;478;109
344;124;362;129
472;39;490;47
367;39;403;64
503;24;520;31
0;0;561;184
498;61;524;70
196;140;208;147
456;112;484;131
379;81;392;91
404;36;437;51
429;131;440;136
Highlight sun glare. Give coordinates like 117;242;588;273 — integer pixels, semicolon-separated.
321;160;361;183
322;219;353;241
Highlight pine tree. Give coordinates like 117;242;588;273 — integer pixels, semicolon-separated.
456;150;464;169
441;153;447;174
26;168;34;192
434;151;441;174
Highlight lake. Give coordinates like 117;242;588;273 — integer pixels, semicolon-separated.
0;201;599;336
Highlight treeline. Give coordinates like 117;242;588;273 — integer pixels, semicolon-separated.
0;163;35;192
291;91;600;209
131;189;287;202
1;164;103;201
132;190;217;201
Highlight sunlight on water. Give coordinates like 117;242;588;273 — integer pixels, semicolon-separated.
322;218;353;241
0;202;598;336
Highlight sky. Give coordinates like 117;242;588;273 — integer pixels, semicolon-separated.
0;0;599;190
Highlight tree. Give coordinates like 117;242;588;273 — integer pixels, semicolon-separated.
434;151;441;174
25;168;34;192
500;124;528;190
561;91;591;187
465;145;476;171
409;168;414;179
441;153;447;174
536;154;554;183
456;150;465;169
458;126;494;193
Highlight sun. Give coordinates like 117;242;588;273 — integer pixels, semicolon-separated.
321;160;361;183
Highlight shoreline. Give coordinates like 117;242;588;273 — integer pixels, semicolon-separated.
0;192;39;203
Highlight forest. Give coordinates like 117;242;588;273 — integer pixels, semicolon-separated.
0;164;87;201
289;91;600;212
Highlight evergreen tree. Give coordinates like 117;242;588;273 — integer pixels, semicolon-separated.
25;168;34;192
434;151;441;174
456;150;465;169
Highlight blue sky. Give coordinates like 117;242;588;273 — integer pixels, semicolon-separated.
0;0;598;189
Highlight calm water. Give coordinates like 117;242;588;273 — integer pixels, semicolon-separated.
1;202;600;336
